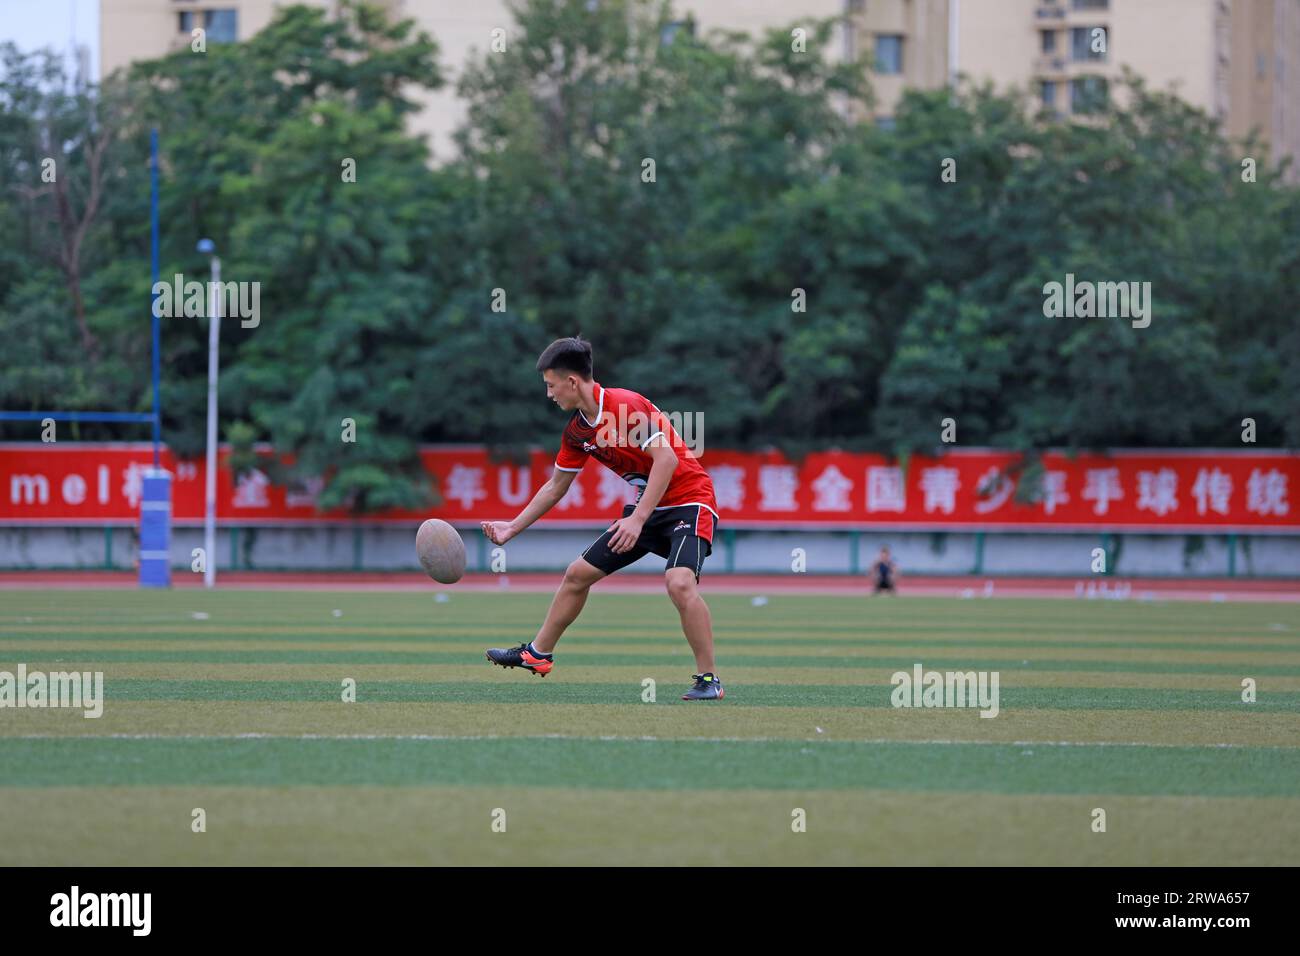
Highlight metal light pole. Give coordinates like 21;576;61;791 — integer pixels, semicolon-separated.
198;238;220;588
948;0;961;89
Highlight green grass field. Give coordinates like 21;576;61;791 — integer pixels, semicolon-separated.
2;588;1298;865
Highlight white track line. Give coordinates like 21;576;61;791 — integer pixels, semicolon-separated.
4;582;1300;602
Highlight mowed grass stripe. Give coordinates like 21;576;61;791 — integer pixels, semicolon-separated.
6;641;1298;669
78;678;1300;711
3;786;1299;866
6;622;1297;645
6;595;1296;632
53;661;1300;690
2;736;1297;795
5;630;1297;653
5;702;1296;747
5;648;1299;674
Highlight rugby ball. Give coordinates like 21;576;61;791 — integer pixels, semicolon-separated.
416;518;466;584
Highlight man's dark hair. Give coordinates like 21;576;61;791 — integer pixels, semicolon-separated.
536;335;594;379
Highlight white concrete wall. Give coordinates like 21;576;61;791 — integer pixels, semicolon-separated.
2;526;1297;577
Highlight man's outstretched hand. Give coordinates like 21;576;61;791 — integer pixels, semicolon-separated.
481;520;517;546
607;514;645;554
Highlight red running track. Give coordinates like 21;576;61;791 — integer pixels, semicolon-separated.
1;571;1297;602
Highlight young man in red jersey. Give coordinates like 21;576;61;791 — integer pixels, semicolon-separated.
481;336;724;700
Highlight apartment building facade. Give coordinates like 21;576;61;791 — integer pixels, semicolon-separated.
100;0;1299;169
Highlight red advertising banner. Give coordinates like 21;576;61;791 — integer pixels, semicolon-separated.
0;443;1296;531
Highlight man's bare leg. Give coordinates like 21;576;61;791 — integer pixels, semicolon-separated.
665;566;715;673
530;557;606;654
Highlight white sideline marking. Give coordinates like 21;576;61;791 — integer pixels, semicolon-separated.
1;733;1260;748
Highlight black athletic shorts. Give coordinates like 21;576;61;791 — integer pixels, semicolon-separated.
580;503;717;581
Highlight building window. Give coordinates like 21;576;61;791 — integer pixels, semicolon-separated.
874;35;903;74
660;19;694;46
1040;30;1057;54
1070;26;1107;62
1070;75;1108;113
1040;81;1058;110
180;10;238;42
204;9;238;43
1071;0;1109;9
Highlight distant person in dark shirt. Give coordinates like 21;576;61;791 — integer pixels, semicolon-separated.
872;547;898;595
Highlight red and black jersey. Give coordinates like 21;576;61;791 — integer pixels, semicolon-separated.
554;382;718;524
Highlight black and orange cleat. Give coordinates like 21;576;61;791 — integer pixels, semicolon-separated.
486;642;554;677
